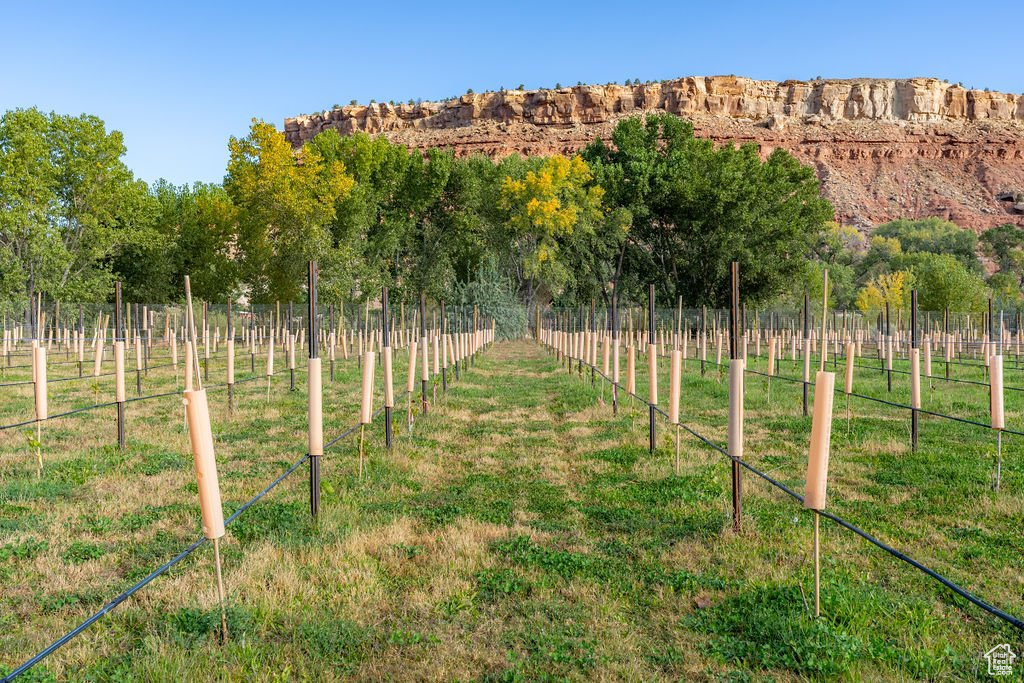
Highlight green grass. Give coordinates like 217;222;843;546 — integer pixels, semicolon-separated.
0;340;1020;680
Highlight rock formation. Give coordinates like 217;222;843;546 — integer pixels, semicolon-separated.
284;76;1024;230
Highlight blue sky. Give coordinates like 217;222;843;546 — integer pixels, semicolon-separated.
3;0;1020;186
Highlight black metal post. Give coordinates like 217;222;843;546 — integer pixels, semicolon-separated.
803;294;810;416
612;283;619;416
202;301;209;383
382;287;393;449
420;293;428;414
289;301;295;392
329;304;335;382
648;284;656;454
885;301;892;392
441;301;448;393
78;304;84;377
115;283;125;450
911;290;918;451
227;300;234;414
730;263;742;533
308;263;320;519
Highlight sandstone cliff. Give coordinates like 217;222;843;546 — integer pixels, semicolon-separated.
284;76;1024;230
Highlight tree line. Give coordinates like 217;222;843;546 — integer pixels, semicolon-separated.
5;105;1017;314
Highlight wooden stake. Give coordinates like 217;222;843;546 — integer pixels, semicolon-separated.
813;511;820;618
213;537;229;643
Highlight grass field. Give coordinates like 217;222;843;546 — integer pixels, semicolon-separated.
1;339;1021;681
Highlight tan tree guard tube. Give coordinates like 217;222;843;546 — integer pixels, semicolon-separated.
34;346;47;420
361;351;376;424
421;337;429;382
991;354;1005;430
383;346;394;408
184;389;226;539
728;358;744;460
432;334;439;375
185;343;194;391
407;341;418;393
135;336;143;370
308;357;323;456
602;337;610;375
171;331;178;367
93;340;104;376
767;338;776;377
626;345;636;395
844;342;855;394
647;343;658;405
910;348;921;410
226;339;235;385
288;334;296;370
804;370;836;510
669;349;681;425
114;341;126;403
266;330;275;376
923;338;932;377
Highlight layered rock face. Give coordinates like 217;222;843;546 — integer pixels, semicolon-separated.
285;76;1024;229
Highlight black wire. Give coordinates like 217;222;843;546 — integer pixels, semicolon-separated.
561;345;1024;631
0;343;490;682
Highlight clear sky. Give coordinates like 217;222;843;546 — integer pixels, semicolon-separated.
3;0;1020;186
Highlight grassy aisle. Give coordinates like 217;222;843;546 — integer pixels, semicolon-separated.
2;340;1019;681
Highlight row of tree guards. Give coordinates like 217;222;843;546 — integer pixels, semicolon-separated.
183;263;492;641
13;282;492;473
11;263;494;644
537;265;1013;619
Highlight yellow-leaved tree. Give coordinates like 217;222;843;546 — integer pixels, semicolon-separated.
226;120;354;302
498;155;604;304
855;270;913;314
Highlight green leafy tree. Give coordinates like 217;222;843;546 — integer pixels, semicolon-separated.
0;107;156;307
980;223;1024;284
498;155;605;306
874;218;980;273
114;181;239;302
901;252;987;312
582;113;833;308
225;120;354;302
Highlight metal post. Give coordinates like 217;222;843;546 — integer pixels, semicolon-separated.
441;301;448;393
911;290;918;451
803;294;810;416
420;293;428;414
648;284;656;454
115;283;125;450
289;301;295;392
730;263;742;533
885;301;892;392
227;300;234;414
382;287;393;449
308;263;320;518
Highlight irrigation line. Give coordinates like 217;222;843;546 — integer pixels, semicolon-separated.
1;343;490;682
0;371;268;432
564;348;1024;632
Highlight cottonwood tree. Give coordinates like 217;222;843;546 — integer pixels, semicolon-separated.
582;112;833;307
226;120;354;303
0;107;156;308
498;155;605;306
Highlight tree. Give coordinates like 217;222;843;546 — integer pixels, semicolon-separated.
582;113;833;307
114;181;239;302
855;271;913;314
980;223;1024;283
900;252;986;312
0;107;156;309
874;218;980;273
225;120;354;302
498;155;605;305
